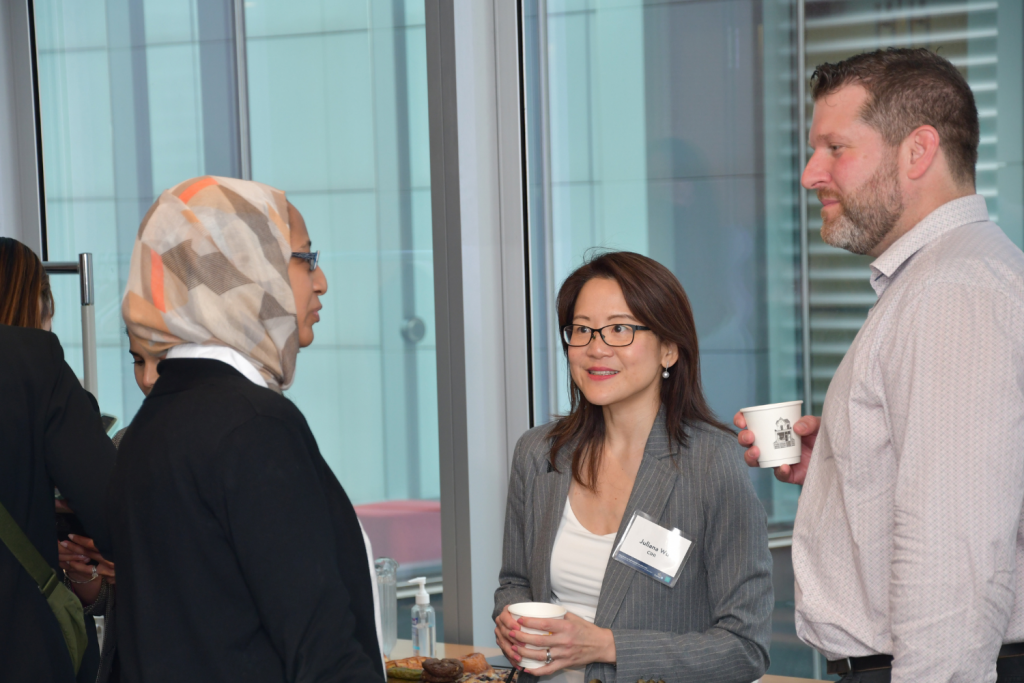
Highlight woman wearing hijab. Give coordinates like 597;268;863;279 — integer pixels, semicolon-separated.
0;237;117;682
108;176;384;682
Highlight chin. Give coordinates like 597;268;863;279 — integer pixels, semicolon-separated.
578;387;618;407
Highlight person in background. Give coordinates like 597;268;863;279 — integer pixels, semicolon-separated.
0;237;117;683
735;48;1024;682
107;176;385;682
57;328;165;683
495;251;772;683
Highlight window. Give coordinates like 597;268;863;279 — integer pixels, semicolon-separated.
520;0;1023;678
34;0;443;637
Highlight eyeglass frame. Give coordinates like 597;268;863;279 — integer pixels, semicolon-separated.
291;250;320;272
561;323;652;347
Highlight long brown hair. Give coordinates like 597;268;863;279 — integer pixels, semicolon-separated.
0;237;54;328
548;251;730;489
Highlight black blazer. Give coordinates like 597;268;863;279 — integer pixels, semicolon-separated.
107;358;384;683
0;325;117;683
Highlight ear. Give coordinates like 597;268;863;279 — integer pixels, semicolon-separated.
661;341;680;370
903;125;941;181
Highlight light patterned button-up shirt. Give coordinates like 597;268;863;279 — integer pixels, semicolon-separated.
793;195;1024;682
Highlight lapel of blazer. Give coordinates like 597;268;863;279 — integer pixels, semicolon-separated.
593;408;681;629
532;446;573;602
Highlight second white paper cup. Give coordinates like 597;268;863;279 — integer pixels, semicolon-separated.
740;400;803;468
508;602;567;670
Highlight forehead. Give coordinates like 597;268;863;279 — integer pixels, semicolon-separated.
809;84;875;139
287;203;310;244
574;277;631;314
127;330;160;358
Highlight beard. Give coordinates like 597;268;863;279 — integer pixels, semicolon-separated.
818;155;904;255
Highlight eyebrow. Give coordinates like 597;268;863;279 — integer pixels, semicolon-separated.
572;313;638;323
810;132;852;147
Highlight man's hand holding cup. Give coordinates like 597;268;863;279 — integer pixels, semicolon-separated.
734;404;820;485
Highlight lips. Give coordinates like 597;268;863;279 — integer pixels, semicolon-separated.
586;367;619;381
817;192;841;208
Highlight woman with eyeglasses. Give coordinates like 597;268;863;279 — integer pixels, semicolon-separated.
493;251;772;683
107;176;386;682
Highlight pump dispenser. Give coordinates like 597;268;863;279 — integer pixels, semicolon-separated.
409;577;436;658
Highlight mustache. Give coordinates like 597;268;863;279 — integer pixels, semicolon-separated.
817;189;843;203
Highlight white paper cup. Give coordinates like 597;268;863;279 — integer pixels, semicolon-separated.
739;400;803;468
508;602;567;670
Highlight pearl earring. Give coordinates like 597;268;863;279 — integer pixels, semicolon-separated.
662;367;670;379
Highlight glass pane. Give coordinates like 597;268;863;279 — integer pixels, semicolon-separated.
35;0;442;642
522;2;807;674
35;0;238;433
804;0;1024;415
245;0;442;638
522;0;802;530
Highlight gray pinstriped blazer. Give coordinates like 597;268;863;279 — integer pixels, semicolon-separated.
494;410;772;683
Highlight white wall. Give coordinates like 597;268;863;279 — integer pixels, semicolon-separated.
0;0;43;254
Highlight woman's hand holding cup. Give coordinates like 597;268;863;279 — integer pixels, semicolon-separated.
509;612;615;675
494;605;522;666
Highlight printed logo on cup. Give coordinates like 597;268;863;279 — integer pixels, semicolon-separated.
739;400;803;468
773;417;795;450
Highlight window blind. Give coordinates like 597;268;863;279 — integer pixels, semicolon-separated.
802;0;1001;412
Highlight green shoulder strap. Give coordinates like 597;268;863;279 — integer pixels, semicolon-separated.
0;499;87;672
0;500;61;597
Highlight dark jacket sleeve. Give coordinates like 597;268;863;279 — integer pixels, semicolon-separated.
609;438;773;683
42;334;117;557
218;415;385;683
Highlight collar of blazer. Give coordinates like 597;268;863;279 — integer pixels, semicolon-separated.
534;406;682;628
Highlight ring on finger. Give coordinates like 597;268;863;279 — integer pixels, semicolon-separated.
545;649;553;665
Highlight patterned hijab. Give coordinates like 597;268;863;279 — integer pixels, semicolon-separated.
122;176;299;391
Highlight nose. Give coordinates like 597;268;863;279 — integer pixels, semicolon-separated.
144;361;160;391
801;149;830;190
586;332;614;357
314;263;328;295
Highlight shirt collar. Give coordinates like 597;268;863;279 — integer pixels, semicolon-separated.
165;343;269;388
868;194;989;296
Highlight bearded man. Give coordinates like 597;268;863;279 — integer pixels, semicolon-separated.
735;49;1024;682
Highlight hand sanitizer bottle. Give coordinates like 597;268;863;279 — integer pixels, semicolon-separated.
409;577;436;658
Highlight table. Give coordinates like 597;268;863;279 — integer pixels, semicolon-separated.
388;640;824;682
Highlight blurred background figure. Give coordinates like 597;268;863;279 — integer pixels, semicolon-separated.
56;326;165;683
0;237;117;683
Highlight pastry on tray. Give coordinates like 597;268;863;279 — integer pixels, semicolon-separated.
386;656;428;680
386;653;498;681
421;658;463;683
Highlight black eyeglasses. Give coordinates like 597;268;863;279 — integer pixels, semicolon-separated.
291;251;320;272
562;323;651;347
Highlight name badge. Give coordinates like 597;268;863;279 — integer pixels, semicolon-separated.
611;510;693;587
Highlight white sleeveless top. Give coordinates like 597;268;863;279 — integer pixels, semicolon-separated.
545;497;617;683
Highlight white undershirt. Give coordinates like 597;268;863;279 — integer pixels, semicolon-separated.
547;497;617;683
167;343;386;675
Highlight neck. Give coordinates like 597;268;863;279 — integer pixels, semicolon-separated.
868;183;975;257
601;385;661;463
